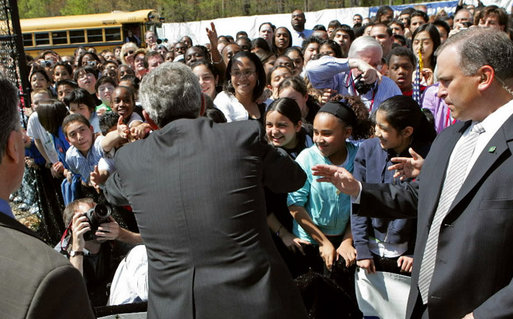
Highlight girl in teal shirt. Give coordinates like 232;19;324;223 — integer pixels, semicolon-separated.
288;100;370;273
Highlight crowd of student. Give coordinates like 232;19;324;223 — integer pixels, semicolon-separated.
16;2;513;316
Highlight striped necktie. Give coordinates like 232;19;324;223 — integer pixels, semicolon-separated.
418;122;485;304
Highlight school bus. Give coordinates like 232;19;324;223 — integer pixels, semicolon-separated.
21;9;160;57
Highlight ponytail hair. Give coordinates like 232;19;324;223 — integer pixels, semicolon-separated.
318;99;371;140
329;94;373;140
377;95;436;149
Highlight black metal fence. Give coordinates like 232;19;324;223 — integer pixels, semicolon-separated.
1;0;65;245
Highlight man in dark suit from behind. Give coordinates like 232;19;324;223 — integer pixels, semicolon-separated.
0;76;94;318
104;62;308;319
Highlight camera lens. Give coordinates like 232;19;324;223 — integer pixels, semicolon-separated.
94;204;111;218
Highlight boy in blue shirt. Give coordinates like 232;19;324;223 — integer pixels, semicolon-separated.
63;113;125;193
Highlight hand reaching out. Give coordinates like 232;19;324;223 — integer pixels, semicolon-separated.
130;122;152;140
388;147;424;180
311;164;360;197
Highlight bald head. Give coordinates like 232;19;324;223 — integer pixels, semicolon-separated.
291;10;306;32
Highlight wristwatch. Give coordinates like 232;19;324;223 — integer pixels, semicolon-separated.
70;250;84;257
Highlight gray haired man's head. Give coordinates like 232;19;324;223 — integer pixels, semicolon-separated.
139;62;202;128
437;28;513;82
348;36;383;68
348;36;383;60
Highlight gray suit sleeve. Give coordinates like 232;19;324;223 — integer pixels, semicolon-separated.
27;264;94;319
262;146;307;194
104;171;130;207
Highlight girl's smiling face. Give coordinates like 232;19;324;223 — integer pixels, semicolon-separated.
31;72;49;90
374;109;412;154
112;87;135;119
193;64;217;100
265;110;301;149
313;112;352;164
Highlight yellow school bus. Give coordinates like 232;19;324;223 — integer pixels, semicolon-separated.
21;9;160;57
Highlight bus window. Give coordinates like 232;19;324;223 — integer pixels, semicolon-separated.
52;31;68;45
70;30;85;44
105;27;121;41
87;28;103;42
35;32;50;46
23;33;33;47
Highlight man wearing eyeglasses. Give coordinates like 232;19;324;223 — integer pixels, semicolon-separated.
0;76;94;318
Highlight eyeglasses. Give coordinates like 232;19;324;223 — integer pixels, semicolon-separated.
123;50;135;57
232;70;256;79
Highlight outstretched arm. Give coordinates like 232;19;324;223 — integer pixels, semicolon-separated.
311;164;361;197
313;163;419;219
101;115;128;152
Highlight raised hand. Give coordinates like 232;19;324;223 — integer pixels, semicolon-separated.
117;115;130;140
388;147;424;180
206;22;218;46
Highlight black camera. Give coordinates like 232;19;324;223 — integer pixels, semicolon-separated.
354;74;374;95
83;203;113;241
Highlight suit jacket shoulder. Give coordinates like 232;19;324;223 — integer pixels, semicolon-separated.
0;213;94;319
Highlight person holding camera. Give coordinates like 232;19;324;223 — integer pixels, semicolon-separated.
305;36;401;113
62;198;142;306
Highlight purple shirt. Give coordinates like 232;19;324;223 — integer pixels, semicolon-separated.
422;83;458;134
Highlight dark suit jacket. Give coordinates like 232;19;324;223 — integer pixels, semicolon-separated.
0;212;94;319
358;116;513;319
105;118;308;319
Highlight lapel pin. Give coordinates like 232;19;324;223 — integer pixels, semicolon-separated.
488;146;496;153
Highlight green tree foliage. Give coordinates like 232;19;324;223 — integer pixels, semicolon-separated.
18;0;424;21
61;0;92;15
